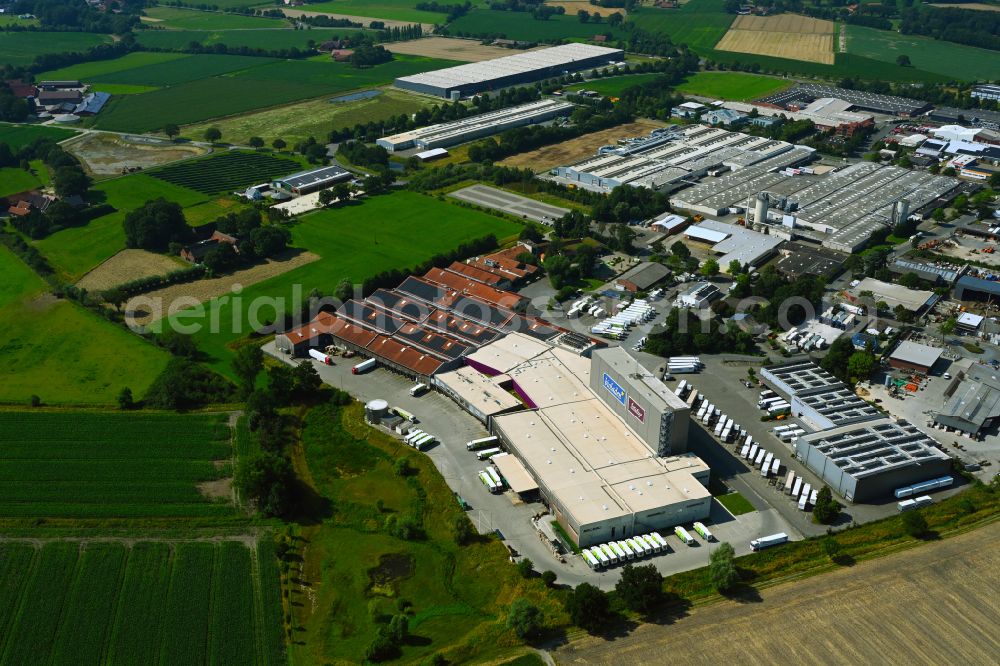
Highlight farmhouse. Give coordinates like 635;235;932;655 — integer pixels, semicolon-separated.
394;43;623;98
272;165;352;196
180;231;238;263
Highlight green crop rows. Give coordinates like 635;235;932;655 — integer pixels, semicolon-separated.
49;543;127;666
0;540;286;665
149;151;301;195
105;542;172;666
0;411;233;518
211;542;257;664
0;542;80;665
160;543;215;663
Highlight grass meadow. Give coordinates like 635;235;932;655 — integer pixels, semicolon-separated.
0;166;45;198
293;0;451;23
627;0;734;50
35;172;229;282
183;87;435;145
0;411;232;518
89;55;453;133
141;5;290;29
448;10;627;41
0;124;77;150
567;73;665;96
0;539;285;665
0;31;109;67
0;246;170;404
846;24;1000;81
674;71;792;100
37;51;190;82
134;27;358;51
164;191;521;377
289;402;563;664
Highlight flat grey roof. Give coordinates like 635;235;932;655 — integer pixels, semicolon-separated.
797;418;948;480
762;360;842;397
889;340;944;369
396;43;622;89
278;165;350;189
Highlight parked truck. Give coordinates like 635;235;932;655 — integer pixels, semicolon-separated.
352;358;376;374
750;532;788;551
674;526;695;545
693;522;714;541
308;348;333;365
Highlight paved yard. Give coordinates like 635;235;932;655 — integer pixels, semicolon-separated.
448;184;570;224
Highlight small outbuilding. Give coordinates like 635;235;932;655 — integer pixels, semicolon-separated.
888;340;943;374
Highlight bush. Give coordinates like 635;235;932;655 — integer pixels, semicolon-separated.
614;563;663;612
812;486;842;525
540;570;557;587
708;542;739;592
902;509;928;538
507;598;543;640
564;582;609;633
516;557;534;579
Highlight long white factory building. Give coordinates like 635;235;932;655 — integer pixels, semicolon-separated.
550;124;812;192
376;99;574;152
394;43;623;98
436;335;709;548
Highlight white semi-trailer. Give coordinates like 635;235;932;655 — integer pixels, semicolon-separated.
750;532;788;551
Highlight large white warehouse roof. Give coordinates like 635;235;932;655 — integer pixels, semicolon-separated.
396;43;622;89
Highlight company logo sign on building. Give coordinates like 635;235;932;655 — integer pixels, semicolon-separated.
603;373;626;405
627;397;645;423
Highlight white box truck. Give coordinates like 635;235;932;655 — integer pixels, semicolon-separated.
583;549;600;570
409;383;429;397
750;533;788;551
693;522;714;541
466;436;498;451
476;447;502;460
308;348;333;365
651;532;669;551
674;526;695;545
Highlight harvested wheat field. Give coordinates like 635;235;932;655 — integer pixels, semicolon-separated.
124;249;320;326
501;119;667;172
545;0;627;17
384;37;542;62
715;14;835;64
64;132;207;177
555;521;1000;665
76;249;187;292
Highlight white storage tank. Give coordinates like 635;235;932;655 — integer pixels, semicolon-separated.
365;398;389;423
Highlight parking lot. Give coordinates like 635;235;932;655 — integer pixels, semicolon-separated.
264;340;798;589
447;184;570;224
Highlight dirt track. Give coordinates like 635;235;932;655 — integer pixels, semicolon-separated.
553;521;1000;664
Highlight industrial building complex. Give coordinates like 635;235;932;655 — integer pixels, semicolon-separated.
671;159;958;253
393;43;623;99
550;124;810;193
761;361;951;501
376;99;574;152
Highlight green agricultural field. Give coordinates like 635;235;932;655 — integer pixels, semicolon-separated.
141;5;290;30
164;191;521;376
0;31;110;67
627;0;734;50
0;411;231;518
35;172;227;282
0;124;77;150
0;166;44;198
183;87;434;145
568;73;666;96
701;49;949;83
89;53;276;87
134;27;357;51
37;51;190;82
0;15;38;27
90;55;453;133
294;0;449;23
447;10;627;41
149;151;302;196
289;402;562;664
675;71;792;100
846;24;1000;81
0;246;170;404
0;540;285;664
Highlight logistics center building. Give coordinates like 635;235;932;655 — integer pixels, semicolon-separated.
446;338;708;548
377;99;574;152
394;43;624;99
